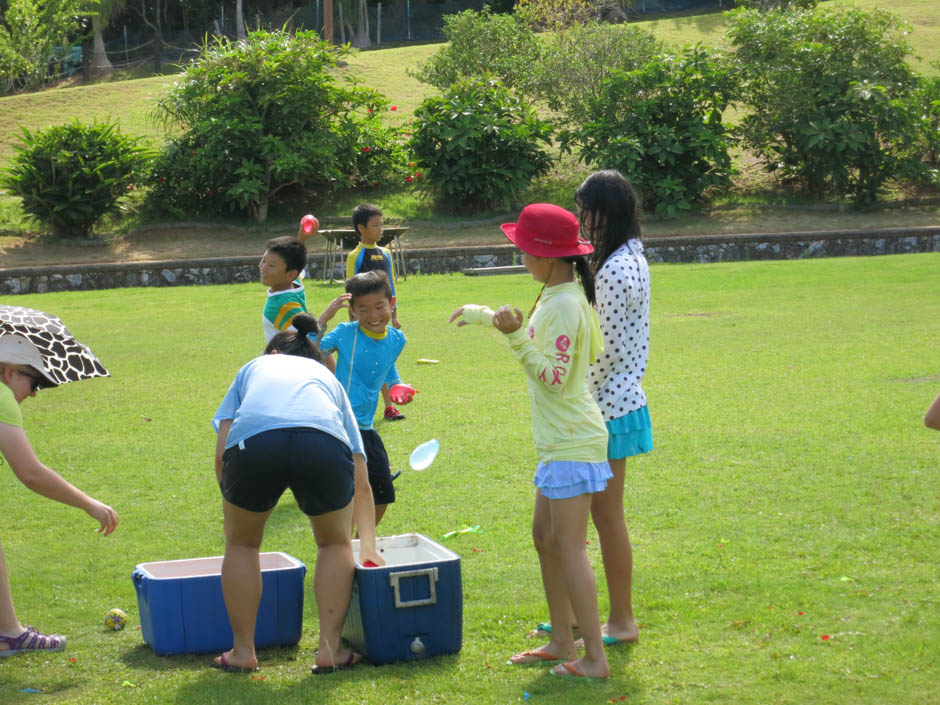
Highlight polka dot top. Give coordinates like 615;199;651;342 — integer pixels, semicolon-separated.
588;239;650;422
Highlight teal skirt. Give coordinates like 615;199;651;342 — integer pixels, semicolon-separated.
607;406;653;460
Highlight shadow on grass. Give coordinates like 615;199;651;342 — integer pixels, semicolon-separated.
119;642;301;672
0;677;81;703
171;653;463;705
510;642;642;700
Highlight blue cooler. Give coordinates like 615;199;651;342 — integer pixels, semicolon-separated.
343;533;462;664
131;552;306;655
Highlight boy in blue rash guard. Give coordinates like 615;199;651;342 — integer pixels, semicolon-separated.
320;271;406;527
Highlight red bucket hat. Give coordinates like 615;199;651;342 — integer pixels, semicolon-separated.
501;203;593;258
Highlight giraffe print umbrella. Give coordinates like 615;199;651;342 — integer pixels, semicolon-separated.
0;305;109;385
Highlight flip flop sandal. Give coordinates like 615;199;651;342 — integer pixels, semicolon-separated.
312;650;362;674
507;649;567;665
211;652;257;673
601;633;638;646
549;660;606;681
575;633;640;649
0;626;67;657
528;622;581;639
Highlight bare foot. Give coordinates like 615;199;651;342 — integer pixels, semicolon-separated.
212;649;258;672
313;648;361;672
550;656;610;680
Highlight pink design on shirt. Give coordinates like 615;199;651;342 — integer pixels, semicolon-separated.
539;365;566;386
528;325;535;339
556;334;571;352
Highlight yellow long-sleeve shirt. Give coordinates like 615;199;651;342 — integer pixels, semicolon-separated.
462;282;608;463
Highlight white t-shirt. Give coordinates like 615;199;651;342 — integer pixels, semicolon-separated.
588;239;650;422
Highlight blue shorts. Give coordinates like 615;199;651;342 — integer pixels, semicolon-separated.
534;460;613;500
607;406;653;460
220;427;354;516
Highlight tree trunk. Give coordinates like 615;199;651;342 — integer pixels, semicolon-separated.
251;198;269;223
236;0;246;40
324;0;334;43
152;0;163;72
81;36;93;83
91;16;114;74
350;0;370;48
152;30;163;72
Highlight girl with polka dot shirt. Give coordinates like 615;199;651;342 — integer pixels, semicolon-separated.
577;169;652;646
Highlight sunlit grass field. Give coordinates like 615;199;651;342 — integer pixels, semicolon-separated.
1;254;937;704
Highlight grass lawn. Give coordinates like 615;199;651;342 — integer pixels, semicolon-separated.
0;254;937;704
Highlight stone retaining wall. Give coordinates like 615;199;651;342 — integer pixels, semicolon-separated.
2;227;937;295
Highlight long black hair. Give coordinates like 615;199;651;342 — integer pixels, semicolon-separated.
565;255;595;307
264;313;323;363
575;169;642;273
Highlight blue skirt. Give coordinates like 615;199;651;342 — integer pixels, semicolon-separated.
534;460;613;500
607;405;653;460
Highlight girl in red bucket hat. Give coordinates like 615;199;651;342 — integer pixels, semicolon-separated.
449;203;611;679
528;170;652;652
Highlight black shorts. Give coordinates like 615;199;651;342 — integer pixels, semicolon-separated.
360;428;395;506
220;428;354;516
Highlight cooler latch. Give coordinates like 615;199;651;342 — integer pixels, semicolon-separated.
389;567;438;608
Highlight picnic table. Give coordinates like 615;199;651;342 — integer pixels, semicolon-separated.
316;227;408;283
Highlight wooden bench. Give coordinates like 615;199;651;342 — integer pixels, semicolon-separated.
462;265;527;276
316;227;408;283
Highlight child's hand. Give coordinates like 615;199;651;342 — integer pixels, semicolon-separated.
450;304;495;328
449;306;469;327
320;294;352;325
493;305;524;334
297;224;316;244
389;383;417;404
298;215;319;243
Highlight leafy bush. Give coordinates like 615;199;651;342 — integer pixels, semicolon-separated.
515;0;598;31
903;68;940;175
0;0;86;94
1;119;149;238
410;9;539;92
409;77;553;211
527;21;663;129
735;0;817;12
728;6;922;204
563;46;737;216
149;30;407;222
